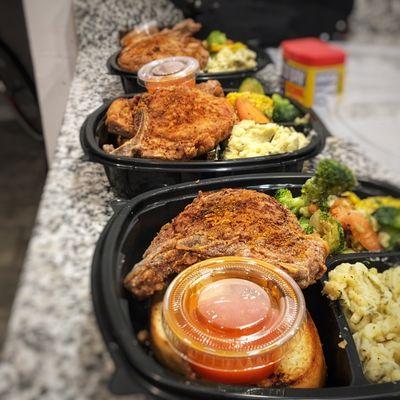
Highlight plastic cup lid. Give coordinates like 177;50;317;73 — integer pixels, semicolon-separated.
162;257;305;368
133;20;158;35
196;278;272;335
137;56;199;86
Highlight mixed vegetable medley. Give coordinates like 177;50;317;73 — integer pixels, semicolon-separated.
222;78;311;159
275;159;400;254
227;78;308;125
204;30;257;73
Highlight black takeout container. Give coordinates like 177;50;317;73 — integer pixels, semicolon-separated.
92;173;400;399
80;93;327;198
107;44;270;93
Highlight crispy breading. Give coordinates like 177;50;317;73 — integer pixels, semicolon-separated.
104;81;236;160
124;188;328;299
118;19;209;72
105;96;141;137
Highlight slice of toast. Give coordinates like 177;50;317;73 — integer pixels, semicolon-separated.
150;294;326;388
150;293;192;376
258;310;326;388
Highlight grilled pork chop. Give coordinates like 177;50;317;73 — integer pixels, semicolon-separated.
124;189;328;299
118;19;209;72
104;81;235;160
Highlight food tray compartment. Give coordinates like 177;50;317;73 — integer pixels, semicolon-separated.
107;45;270;93
80;93;327;199
324;252;400;386
92;173;400;399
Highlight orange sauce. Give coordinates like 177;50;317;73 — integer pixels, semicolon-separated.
184;278;282;383
189;358;278;384
137;56;199;93
145;76;196;93
162;257;305;385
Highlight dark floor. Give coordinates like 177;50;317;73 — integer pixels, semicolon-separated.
0;120;47;347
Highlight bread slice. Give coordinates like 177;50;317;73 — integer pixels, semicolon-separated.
150;294;326;388
258;311;326;388
150;293;192;376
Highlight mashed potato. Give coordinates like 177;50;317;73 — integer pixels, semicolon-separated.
324;262;400;383
223;120;309;160
205;46;257;73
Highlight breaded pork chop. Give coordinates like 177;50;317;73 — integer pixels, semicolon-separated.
104;81;236;160
118;19;209;72
124;189;328;299
105;97;141;138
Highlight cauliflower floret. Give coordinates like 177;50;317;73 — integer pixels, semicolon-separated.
205;46;257;73
223;121;309;160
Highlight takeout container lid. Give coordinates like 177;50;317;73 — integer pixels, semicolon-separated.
137;56;199;87
91;173;400;398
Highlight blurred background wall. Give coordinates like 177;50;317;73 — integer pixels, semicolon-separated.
23;0;77;163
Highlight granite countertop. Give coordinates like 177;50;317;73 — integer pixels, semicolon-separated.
0;1;399;399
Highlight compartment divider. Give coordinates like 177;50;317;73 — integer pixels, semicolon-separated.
92;175;400;398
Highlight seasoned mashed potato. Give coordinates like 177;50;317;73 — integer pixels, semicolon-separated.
205;46;257;73
324;262;400;383
223;120;309;159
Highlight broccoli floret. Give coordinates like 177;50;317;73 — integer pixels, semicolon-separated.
275;188;306;215
299;217;314;234
374;207;400;250
206;30;227;47
309;210;345;254
374;207;400;230
276;159;357;217
272;94;302;123
302;159;357;208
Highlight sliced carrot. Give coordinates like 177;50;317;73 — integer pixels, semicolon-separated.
235;98;269;123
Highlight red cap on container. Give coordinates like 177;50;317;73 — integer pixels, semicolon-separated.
281;37;346;66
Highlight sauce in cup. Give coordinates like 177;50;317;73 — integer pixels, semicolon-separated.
137;56;199;92
162;256;306;384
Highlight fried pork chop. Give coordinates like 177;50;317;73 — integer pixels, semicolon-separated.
124;189;328;299
118;19;209;72
104;81;235;160
105;97;140;138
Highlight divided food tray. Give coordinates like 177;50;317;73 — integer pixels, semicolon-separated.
80;93;327;198
91;173;400;399
107;44;270;93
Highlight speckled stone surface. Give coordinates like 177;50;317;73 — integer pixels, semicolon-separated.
0;1;399;399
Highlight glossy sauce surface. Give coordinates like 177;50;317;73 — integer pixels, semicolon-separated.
162;257;305;384
187;277;280;383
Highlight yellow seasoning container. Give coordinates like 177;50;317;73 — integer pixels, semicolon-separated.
281;38;346;108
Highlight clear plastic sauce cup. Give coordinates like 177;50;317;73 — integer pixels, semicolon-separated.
162;256;306;384
133;20;158;35
137;56;199;93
